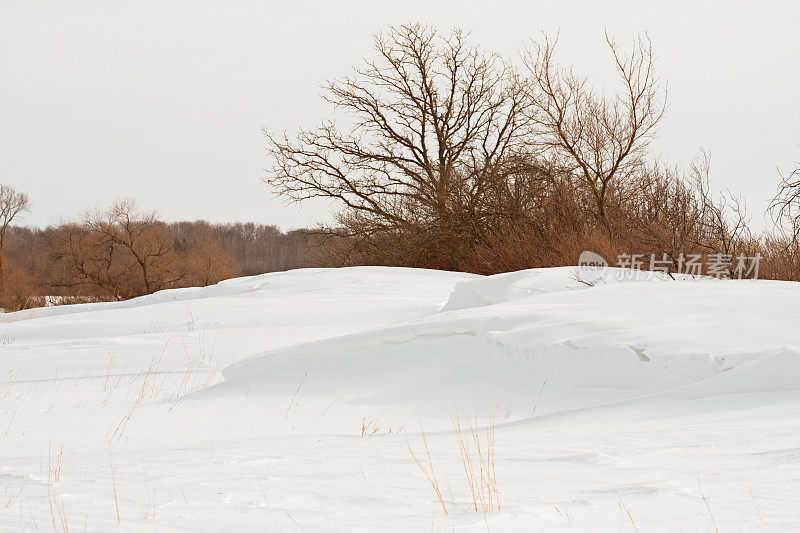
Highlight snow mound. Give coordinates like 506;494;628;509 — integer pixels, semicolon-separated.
5;266;477;323
220;269;800;421
441;265;684;311
5;265;800;530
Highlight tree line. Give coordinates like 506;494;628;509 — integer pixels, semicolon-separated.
0;198;331;311
3;23;800;310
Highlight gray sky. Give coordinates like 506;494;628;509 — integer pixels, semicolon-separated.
2;0;798;230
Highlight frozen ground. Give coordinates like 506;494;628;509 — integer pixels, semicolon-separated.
1;266;800;531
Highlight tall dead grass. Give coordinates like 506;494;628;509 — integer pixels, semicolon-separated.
453;409;500;514
408;407;500;519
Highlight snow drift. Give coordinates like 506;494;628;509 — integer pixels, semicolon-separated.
3;266;800;531
220;267;800;420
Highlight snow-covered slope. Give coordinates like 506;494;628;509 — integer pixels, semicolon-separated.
2;267;799;531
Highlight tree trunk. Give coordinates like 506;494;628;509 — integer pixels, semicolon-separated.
0;241;5;297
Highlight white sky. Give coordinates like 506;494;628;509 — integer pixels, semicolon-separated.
2;0;798;230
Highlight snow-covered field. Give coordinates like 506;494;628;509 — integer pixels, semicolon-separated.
2;266;800;531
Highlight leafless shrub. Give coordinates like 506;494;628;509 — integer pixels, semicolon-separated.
50;199;237;301
51;199;188;300
521;31;666;239
770;160;800;243
0;185;31;309
755;236;800;281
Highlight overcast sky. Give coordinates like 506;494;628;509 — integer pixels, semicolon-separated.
2;0;798;230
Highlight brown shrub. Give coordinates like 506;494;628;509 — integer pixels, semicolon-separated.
0;260;39;311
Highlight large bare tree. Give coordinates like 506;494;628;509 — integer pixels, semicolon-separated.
264;24;533;264
521;32;667;239
0;184;30;296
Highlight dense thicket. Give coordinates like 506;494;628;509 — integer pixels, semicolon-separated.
263;24;799;279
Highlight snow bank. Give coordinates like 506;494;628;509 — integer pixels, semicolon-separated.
4;266;800;531
440;265;684;311
221;269;800;419
5;266;477;322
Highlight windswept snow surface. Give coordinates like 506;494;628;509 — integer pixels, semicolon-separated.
2;266;800;531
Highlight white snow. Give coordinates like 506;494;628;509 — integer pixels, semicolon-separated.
1;266;800;531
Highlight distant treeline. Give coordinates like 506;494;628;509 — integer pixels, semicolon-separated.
2;205;335;310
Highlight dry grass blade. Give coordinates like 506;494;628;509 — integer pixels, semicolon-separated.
745;468;765;523
532;379;547;416
285;368;309;422
614;489;638;532
698;477;718;533
108;447;120;524
407;417;448;515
